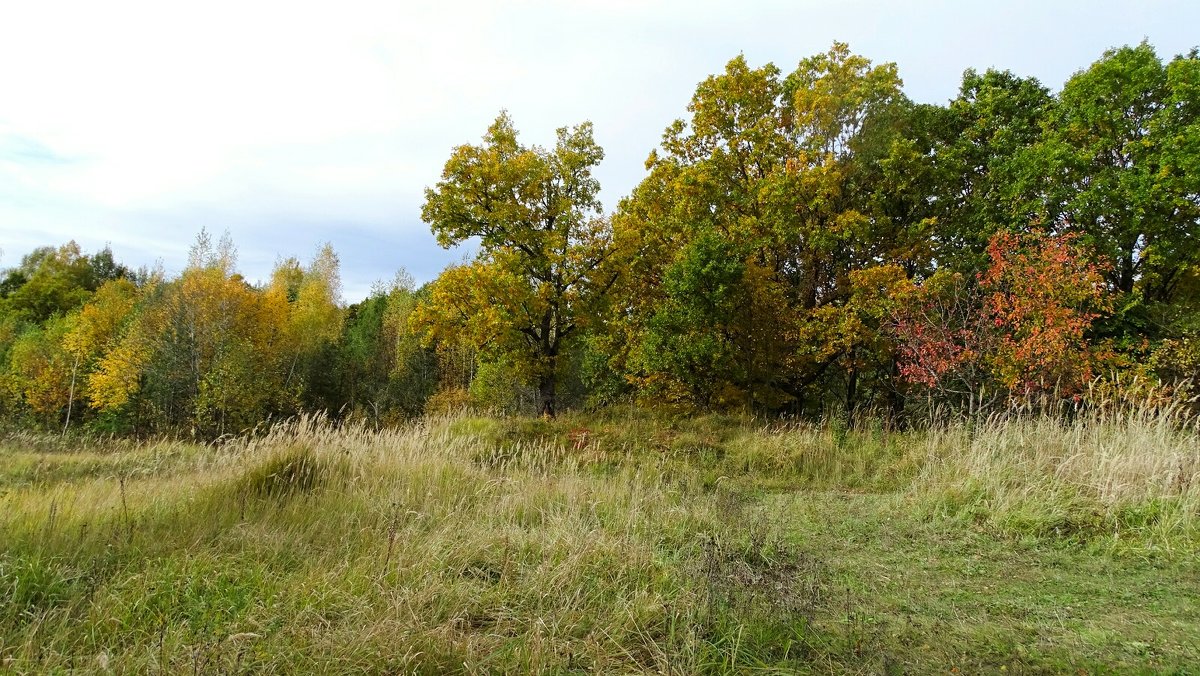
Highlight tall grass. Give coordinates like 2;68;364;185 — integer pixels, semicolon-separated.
1;415;792;672
415;406;1200;549
1;407;1197;672
912;408;1200;550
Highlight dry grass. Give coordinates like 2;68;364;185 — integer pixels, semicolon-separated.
914;409;1200;550
0;416;736;672
1;409;1198;672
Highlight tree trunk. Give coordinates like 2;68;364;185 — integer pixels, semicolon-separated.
539;307;558;418
844;361;858;428
1119;246;1136;295
539;371;556;418
886;356;907;430
63;354;80;436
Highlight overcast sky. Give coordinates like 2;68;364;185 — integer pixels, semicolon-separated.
3;0;1198;302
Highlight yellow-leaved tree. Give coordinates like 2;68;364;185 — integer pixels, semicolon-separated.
6;319;72;424
416;113;615;416
269;244;344;410
60;277;139;431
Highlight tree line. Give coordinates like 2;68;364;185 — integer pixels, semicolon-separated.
3;41;1198;434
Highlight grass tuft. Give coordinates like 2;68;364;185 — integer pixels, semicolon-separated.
239;445;338;499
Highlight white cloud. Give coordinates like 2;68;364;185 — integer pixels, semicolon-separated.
2;0;1198;299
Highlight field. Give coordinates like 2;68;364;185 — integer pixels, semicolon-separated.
2;411;1198;673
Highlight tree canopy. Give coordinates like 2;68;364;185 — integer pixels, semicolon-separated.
2;40;1198;432
417;112;614;416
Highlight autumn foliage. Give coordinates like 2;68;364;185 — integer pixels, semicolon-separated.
893;230;1113;405
2;40;1199;431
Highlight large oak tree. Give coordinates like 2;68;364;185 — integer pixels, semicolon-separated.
418;113;613;416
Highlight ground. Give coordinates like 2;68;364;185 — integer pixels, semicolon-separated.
1;413;1197;673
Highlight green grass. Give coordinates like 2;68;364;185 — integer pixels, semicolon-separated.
1;411;1198;673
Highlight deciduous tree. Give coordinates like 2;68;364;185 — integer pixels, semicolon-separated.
419;113;613;416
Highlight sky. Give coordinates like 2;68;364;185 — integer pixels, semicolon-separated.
3;0;1199;302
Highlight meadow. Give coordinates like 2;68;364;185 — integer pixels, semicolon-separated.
1;410;1198;673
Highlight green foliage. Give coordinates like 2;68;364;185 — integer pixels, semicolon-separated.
0;242;125;324
332;276;438;423
639;232;747;406
2;39;1200;428
468;357;535;414
609;43;931;417
1042;43;1200;316
930;68;1053;271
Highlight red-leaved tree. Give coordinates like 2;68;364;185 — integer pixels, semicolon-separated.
891;269;989;401
892;230;1112;407
980;230;1112;400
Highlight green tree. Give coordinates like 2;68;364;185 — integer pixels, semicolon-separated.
336;272;437;424
612;44;922;414
931;69;1054;272
419;112;613;416
2;243;98;323
638;231;748;407
1042;43;1200;310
